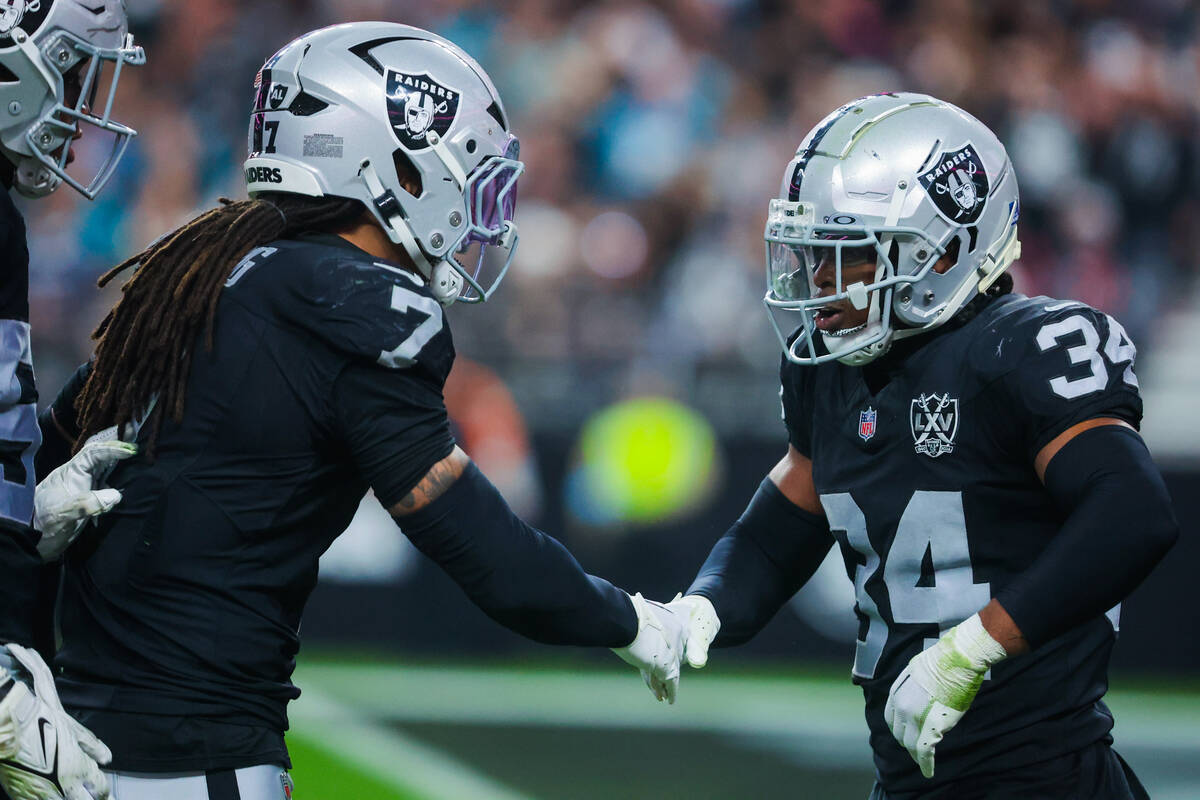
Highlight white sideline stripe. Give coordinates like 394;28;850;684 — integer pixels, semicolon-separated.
298;663;870;740
290;686;533;800
296;663;1200;753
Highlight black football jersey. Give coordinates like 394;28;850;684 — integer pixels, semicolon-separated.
0;188;41;647
781;293;1142;794
53;234;457;771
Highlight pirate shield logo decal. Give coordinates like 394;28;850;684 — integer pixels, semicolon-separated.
0;0;50;45
918;143;989;224
386;70;460;150
0;0;28;35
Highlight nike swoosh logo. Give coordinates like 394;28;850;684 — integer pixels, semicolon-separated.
0;718;62;793
38;718;51;765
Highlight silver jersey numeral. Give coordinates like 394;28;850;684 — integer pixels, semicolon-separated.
823;491;990;680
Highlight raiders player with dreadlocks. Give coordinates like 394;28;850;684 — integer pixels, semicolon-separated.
0;2;144;799
36;23;683;799
664;93;1178;798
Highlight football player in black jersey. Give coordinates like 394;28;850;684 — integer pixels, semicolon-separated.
0;3;144;799
666;93;1178;799
34;23;683;799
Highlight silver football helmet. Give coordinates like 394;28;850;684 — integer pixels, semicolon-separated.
764;92;1021;366
244;22;523;306
0;0;144;199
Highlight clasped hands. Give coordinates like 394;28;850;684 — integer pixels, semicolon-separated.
612;594;1007;783
611;593;720;704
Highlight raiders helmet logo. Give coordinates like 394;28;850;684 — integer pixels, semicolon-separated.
0;0;48;43
385;69;460;150
918;143;989;224
0;0;32;35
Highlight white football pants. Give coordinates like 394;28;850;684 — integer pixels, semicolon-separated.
107;764;292;800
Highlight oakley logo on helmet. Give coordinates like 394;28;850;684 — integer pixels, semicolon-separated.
919;143;989;224
385;69;459;150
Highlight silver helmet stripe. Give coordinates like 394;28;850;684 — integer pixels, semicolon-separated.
0;1;144;200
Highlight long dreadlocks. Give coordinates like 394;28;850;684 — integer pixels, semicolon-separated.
75;192;366;453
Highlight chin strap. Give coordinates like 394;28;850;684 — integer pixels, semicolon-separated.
978;225;1022;293
358;158;462;306
425;131;467;188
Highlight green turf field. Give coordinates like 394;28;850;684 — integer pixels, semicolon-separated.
286;657;1200;800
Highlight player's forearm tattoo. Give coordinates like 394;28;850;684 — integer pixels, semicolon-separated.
390;447;469;516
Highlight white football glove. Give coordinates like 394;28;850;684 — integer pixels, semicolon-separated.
612;593;685;703
667;594;720;669
34;427;137;562
0;644;111;800
884;613;1007;779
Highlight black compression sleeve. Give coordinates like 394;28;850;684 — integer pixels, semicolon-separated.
997;425;1179;649
687;478;833;647
397;462;637;647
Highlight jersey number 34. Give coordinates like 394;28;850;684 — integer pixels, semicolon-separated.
822;491;986;679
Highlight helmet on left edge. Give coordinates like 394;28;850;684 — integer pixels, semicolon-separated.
0;0;144;199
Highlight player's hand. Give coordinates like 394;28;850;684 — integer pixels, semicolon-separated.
34;427;137;562
884;613;1007;779
667;594;720;669
0;644;112;800
612;593;685;703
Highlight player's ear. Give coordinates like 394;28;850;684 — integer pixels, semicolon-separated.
932;237;961;275
393;150;423;197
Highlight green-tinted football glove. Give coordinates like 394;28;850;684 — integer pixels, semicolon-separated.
884;613;1007;779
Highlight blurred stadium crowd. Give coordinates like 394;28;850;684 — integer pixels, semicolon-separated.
22;0;1200;434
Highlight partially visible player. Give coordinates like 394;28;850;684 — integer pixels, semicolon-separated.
0;2;143;799
36;23;681;799
666;93;1178;798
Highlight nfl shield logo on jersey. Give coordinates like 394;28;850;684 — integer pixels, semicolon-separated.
858;407;877;441
910;393;958;457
